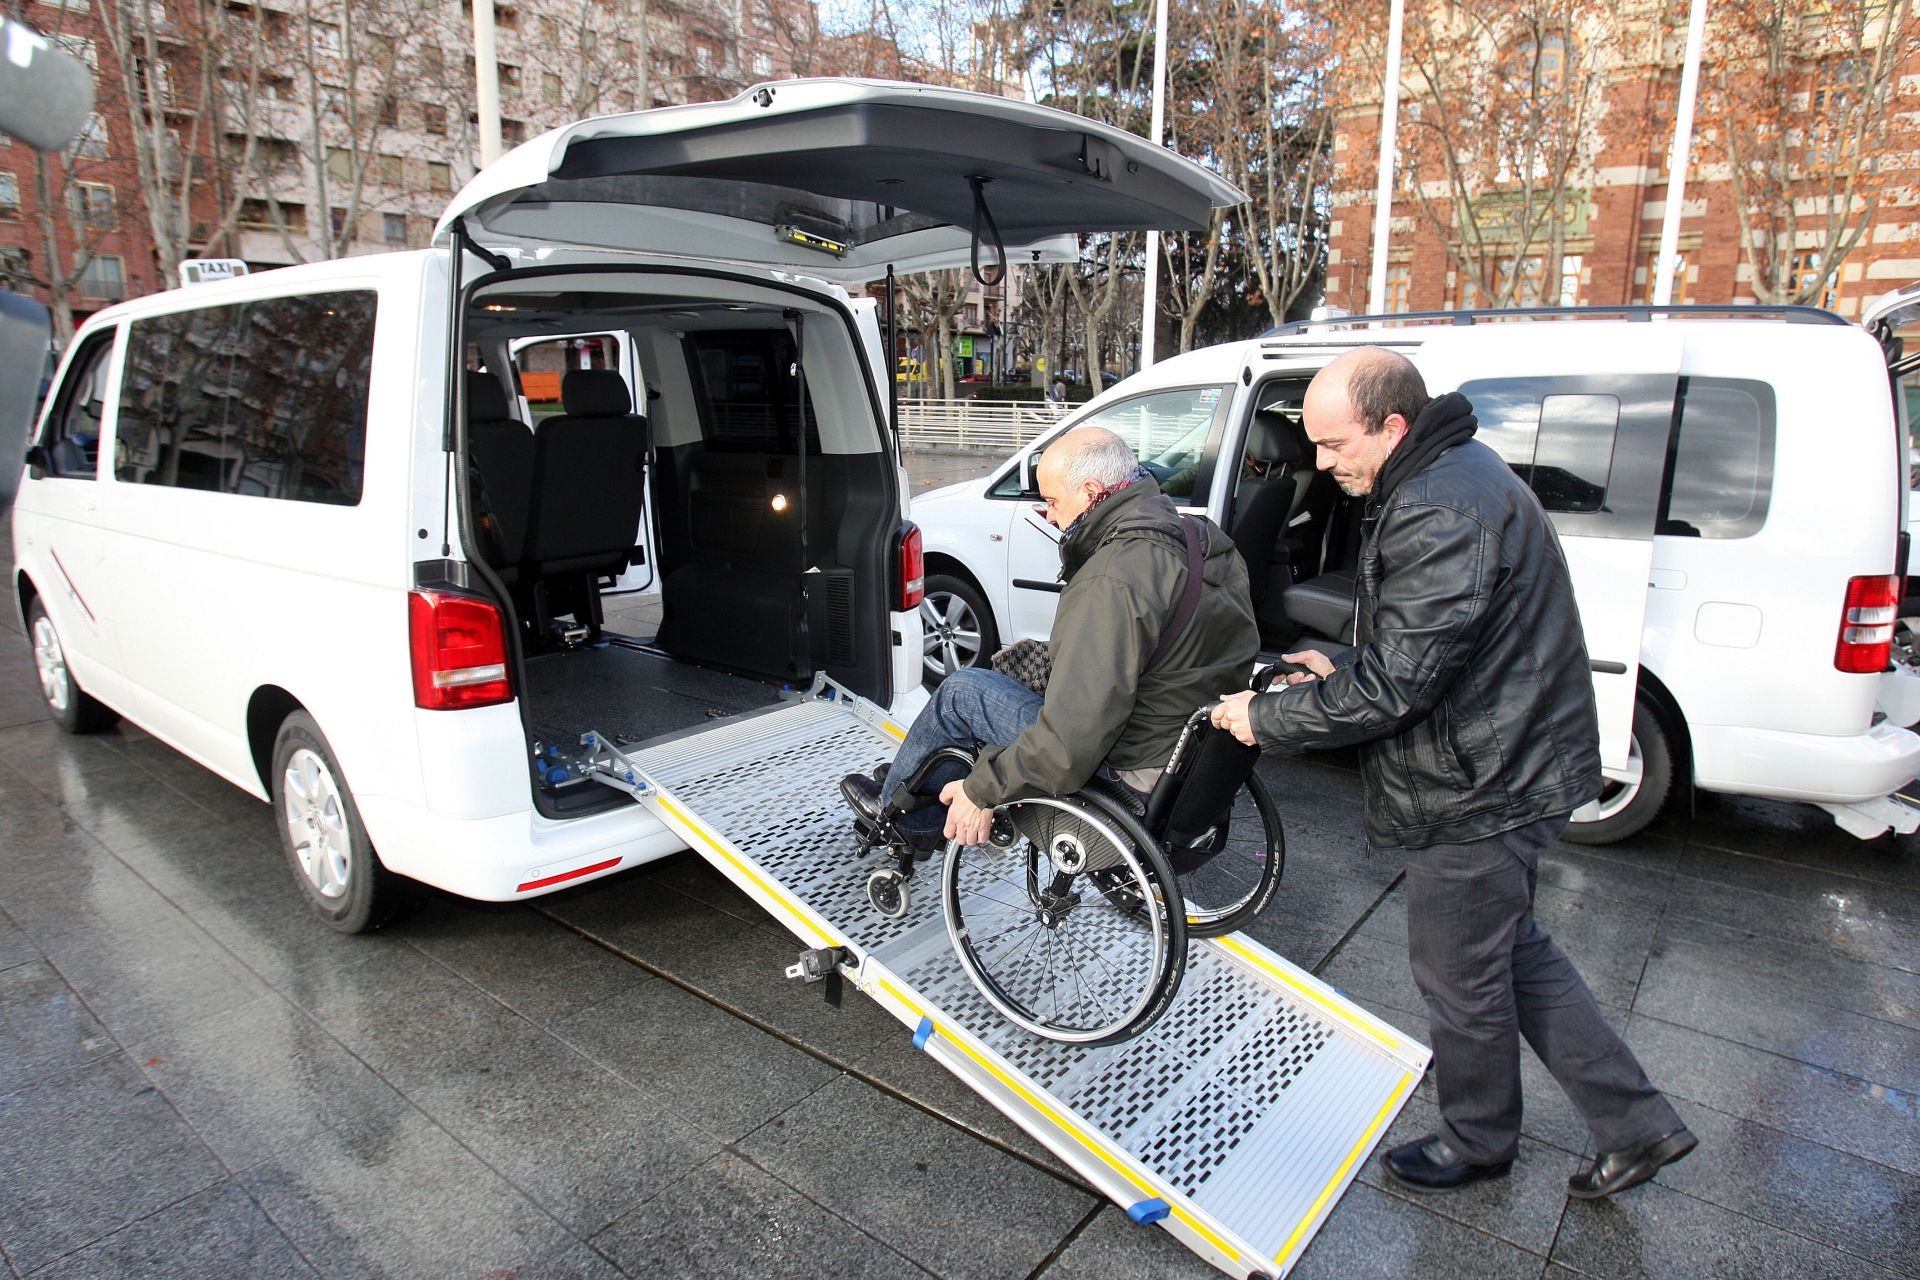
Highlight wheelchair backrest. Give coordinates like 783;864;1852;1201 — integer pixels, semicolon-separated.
1145;723;1261;849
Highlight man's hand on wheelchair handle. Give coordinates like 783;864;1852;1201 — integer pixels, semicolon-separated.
940;779;996;847
1212;691;1260;746
1214;650;1330;746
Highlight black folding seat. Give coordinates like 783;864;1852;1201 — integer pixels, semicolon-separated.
519;369;651;633
465;372;534;571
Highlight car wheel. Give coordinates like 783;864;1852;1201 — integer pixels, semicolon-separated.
271;711;414;933
1564;699;1675;846
920;573;998;686
27;598;118;733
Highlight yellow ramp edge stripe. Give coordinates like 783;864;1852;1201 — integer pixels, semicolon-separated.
1273;1071;1415;1269
657;794;845;950
1216;934;1402;1053
877;979;1241;1263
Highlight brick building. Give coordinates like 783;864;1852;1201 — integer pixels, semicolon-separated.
0;0;821;335
1324;8;1920;323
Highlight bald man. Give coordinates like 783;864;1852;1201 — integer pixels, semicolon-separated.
1214;349;1694;1200
844;425;1256;849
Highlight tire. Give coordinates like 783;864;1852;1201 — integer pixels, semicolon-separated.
1564;699;1675;846
26;598;119;733
270;711;414;932
1173;771;1285;938
942;788;1187;1045
920;573;998;686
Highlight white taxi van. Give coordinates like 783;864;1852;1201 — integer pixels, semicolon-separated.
914;302;1920;844
11;79;1243;930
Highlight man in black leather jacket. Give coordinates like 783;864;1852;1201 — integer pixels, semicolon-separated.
1213;347;1695;1200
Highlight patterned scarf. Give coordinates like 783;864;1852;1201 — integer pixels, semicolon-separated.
1063;463;1153;535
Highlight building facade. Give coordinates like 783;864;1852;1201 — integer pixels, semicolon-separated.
1;0;820;334
1325;6;1920;323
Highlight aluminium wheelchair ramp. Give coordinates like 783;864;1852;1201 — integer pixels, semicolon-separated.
616;693;1430;1279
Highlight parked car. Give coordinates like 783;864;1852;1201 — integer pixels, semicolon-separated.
11;79;1242;930
913;302;1920;844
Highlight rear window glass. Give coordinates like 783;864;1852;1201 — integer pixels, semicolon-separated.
1459;378;1620;513
1658;378;1773;538
114;291;376;505
686;330;821;454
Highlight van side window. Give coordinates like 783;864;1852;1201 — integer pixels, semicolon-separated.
988;385;1230;502
38;335;116;480
685;330;819;454
1458;378;1621;513
114;291;377;505
1658;378;1773;538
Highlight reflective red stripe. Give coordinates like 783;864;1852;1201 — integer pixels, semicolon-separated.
516;857;621;893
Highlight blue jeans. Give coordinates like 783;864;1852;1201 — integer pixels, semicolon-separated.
887;669;1044;834
888;668;1141;834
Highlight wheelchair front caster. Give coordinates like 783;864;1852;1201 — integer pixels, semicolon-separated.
867;867;910;918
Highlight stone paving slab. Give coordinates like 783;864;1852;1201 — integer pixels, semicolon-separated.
5;492;1920;1279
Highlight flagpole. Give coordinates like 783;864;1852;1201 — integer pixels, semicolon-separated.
1367;0;1405;315
1140;0;1169;369
1653;0;1709;306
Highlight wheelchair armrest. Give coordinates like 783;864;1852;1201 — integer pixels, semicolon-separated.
897;745;977;799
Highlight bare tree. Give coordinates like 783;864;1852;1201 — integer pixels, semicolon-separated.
1334;0;1653;307
1702;0;1920;304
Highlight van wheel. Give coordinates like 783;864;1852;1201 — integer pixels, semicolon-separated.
1565;700;1675;846
920;574;997;686
27;598;118;734
271;711;413;933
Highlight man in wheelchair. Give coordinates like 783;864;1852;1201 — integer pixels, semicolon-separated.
841;426;1258;857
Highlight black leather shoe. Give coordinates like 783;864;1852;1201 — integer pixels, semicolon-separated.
1382;1134;1513;1192
1568;1128;1696;1199
840;772;885;824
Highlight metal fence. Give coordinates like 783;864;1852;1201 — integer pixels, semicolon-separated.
895;398;1069;452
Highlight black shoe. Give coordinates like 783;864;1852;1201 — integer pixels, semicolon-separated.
841;771;885;825
1382;1134;1513;1193
1568;1128;1696;1199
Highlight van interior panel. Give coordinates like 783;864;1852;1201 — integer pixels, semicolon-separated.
462;274;895;811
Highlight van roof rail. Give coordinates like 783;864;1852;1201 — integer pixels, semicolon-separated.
1262;303;1851;337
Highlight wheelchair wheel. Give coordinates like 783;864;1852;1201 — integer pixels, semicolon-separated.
1173;771;1284;938
941;789;1186;1046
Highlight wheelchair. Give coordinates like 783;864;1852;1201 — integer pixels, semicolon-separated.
851;675;1285;1047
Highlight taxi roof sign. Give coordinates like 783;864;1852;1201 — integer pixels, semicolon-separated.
179;258;249;287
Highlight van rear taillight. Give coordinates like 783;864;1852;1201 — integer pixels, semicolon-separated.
1834;575;1901;674
898;521;925;611
409;591;513;709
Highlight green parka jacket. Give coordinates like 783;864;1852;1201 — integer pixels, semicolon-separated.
964;476;1259;807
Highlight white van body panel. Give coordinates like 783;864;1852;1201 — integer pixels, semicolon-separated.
11;248;892;902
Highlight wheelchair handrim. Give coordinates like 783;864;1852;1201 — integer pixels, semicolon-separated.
941;795;1178;1045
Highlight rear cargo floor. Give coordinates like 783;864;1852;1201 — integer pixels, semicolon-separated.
521;636;785;749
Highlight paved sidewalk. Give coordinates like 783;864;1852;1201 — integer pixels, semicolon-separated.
3;467;1918;1277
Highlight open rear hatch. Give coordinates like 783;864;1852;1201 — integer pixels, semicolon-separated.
435;77;1247;282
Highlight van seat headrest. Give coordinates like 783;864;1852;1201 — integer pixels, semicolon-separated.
1246;411;1304;465
466;372;511;422
562;369;633;418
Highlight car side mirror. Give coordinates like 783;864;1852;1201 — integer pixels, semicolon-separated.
1022;452;1041;497
22;442;50;479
